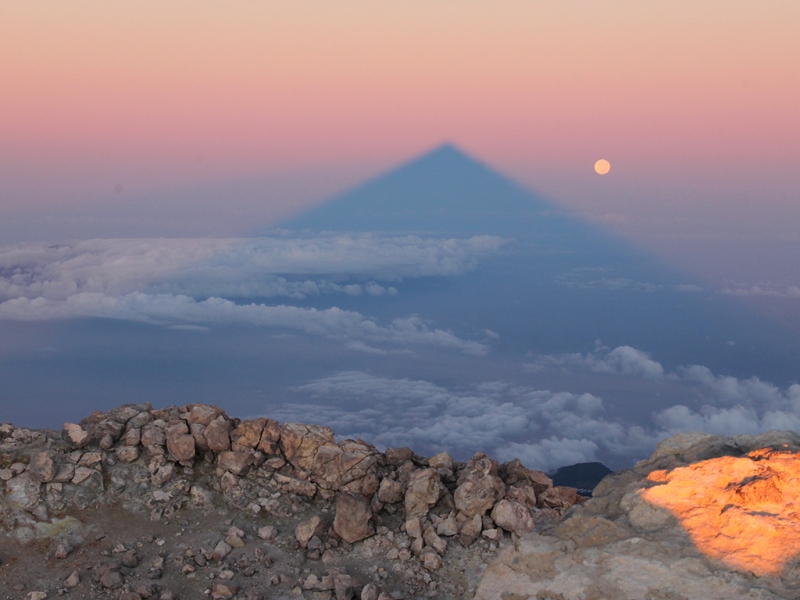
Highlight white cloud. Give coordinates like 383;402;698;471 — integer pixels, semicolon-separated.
0;234;505;302
721;285;800;299
268;372;659;472
555;268;661;293
0;294;487;355
673;283;704;293
496;438;599;472
267;349;800;471
526;344;664;379
0;234;502;353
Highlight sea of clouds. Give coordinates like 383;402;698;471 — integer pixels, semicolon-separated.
264;343;800;471
0;234;505;355
1;234;798;471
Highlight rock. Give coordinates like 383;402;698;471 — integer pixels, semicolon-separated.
217;451;252;476
52;463;75;483
211;580;240;599
28;452;56;483
116;446;140;463
385;447;414;466
423;527;447;554
401;519;420;542
274;473;317;497
454;453;506;519
122;549;139;568
280;423;335;471
295;515;324;548
257;418;282;454
257;525;276;540
120;593;143;600
230;418;266;451
538;486;579;510
71;466;96;485
64;571;80;587
500;458;553;494
205;416;232;452
141;423;166;454
436;515;459;537
491;499;535;535
100;570;124;590
6;473;41;509
504;483;537;508
26;593;47;600
166;423;195;463
225;527;245;548
311;440;379;495
404;468;445;518
422;550;442;571
186;404;221;426
133;582;156;598
459;513;483;546
360;583;379;600
123;427;141;446
77;451;102;467
189;423;209;450
428;451;454;472
333;492;375;543
190;485;214;510
54;541;74;559
62;423;90;448
213;540;232;561
377;478;404;504
127;411;153;429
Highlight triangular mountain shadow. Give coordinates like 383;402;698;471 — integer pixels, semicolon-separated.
282;144;569;237
281;143;668;269
278;144;800;382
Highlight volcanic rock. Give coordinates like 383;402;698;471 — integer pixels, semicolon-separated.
453;453;505;518
404;468;445;518
280;423;335;471
491;499;535;535
333;492;374;544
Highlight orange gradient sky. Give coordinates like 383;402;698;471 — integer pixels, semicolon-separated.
1;1;799;278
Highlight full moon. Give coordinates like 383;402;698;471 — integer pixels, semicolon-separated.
594;159;611;175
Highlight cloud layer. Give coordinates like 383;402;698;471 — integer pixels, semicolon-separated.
0;234;504;353
265;346;800;472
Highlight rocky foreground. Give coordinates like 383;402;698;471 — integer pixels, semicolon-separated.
0;403;581;599
4;405;800;600
475;429;800;599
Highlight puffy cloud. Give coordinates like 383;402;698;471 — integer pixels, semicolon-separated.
265;351;800;471
496;439;599;473
266;372;658;471
527;344;664;379
0;234;505;302
0;294;487;355
0;234;502;353
721;285;800;298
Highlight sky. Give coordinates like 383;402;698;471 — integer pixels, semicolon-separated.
1;1;799;471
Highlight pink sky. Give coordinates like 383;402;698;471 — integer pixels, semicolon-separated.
1;1;799;290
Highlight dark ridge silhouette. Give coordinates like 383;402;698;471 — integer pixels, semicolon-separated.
552;462;614;496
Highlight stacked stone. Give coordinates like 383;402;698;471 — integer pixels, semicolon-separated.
1;403;583;598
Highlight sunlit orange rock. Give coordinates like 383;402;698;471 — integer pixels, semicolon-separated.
641;447;800;576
